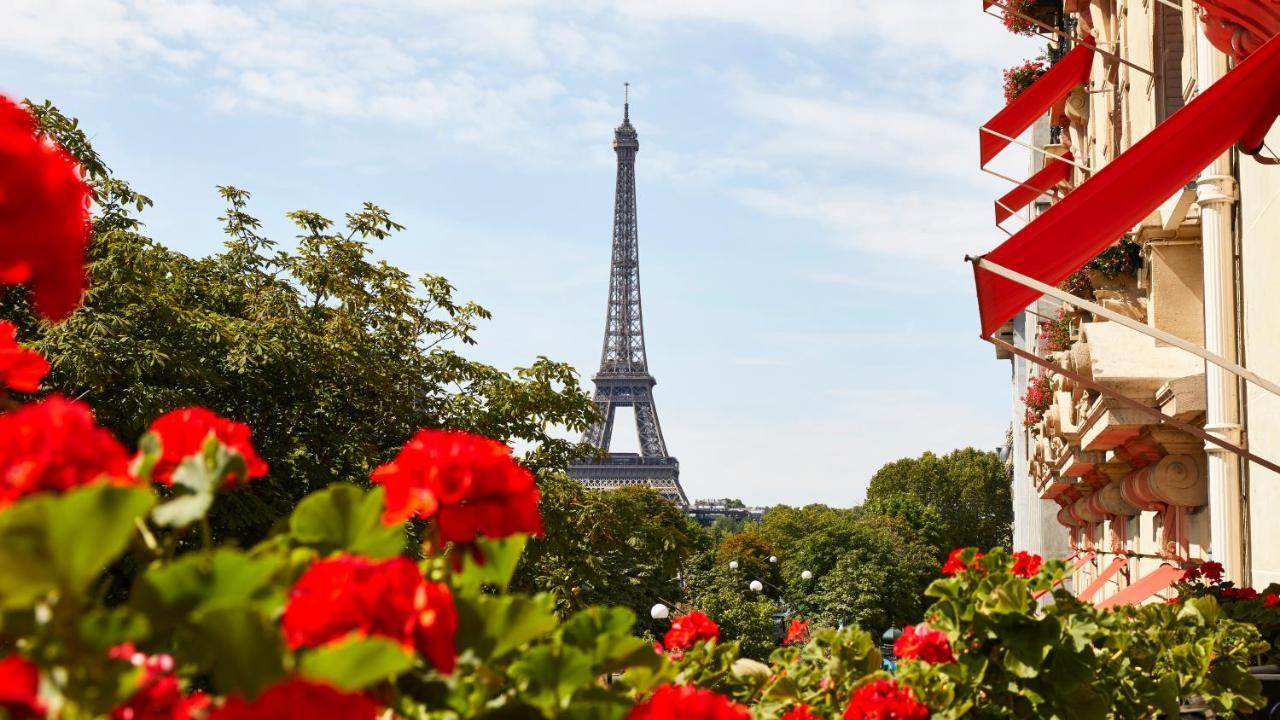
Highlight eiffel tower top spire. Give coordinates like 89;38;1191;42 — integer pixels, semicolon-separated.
599;87;646;376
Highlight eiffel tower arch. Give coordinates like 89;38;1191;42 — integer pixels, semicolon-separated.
568;88;689;507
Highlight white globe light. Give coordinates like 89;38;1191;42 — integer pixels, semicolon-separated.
801;570;813;581
729;560;739;570
749;580;764;592
650;604;670;620
769;556;778;563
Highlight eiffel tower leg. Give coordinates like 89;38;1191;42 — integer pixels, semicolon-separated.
587;395;616;452
632;393;668;458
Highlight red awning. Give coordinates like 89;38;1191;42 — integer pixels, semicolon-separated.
980;43;1095;167
1072;551;1096;572
1096;564;1185;609
995;152;1074;224
1077;556;1127;602
974;32;1280;337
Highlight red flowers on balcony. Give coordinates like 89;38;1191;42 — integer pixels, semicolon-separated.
1003;60;1048;104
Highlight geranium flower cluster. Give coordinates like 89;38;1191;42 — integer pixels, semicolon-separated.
941;548;985;576
1011;551;1043;578
107;644;210;720
282;554;458;674
139;407;269;487
894;624;954;665
784;618;811;646
626;685;750;720
372;428;542;545
0;321;48;394
843;679;930;720
1000;0;1043;36
0;96;92;321
660;610;720;652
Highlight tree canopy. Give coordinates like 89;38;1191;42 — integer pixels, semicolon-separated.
864;447;1013;552
1;102;599;544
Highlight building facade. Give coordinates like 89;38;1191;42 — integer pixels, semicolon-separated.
992;0;1280;603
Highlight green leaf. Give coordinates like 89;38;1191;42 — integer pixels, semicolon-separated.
135;548;284;623
509;645;595;712
151;493;215;528
152;440;246;529
79;607;151;652
455;593;558;660
289;483;404;559
453;534;528;594
559;606;660;674
299;635;414;691
0;485;154;609
186;605;285;698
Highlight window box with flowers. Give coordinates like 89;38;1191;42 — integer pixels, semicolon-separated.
1000;0;1064;36
1023;369;1056;428
1003;59;1047;103
1038;307;1075;353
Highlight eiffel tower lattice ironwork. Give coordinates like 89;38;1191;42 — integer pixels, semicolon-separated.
568;89;688;506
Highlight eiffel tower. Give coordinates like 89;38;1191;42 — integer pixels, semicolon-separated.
568;87;688;507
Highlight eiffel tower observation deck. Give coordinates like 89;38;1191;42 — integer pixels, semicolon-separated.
568;87;688;507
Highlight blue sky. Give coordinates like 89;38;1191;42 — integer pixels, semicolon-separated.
2;1;1046;507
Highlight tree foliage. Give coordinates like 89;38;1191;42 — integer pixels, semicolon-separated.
0;102;599;545
865;448;1013;552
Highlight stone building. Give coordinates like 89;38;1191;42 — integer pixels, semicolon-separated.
983;0;1280;604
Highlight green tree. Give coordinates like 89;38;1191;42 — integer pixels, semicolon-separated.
714;531;780;594
2;102;599;544
864;448;1012;552
512;475;704;639
859;493;947;552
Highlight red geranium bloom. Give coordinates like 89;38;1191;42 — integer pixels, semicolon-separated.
372;429;542;544
941;548;983;576
140;407;268;487
282;555;457;674
626;685;750;720
0;394;132;509
844;679;930;720
784;618;811;646
0;321;48;393
1264;593;1280;608
208;678;378;720
663;610;719;651
894;624;955;665
1224;587;1260;600
0;95;93;322
782;705;823;720
1199;561;1224;583
108;642;209;720
0;654;44;719
1011;551;1043;578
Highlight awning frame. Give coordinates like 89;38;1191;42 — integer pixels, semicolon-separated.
973;256;1280;399
984;334;1280;476
980;128;1094;173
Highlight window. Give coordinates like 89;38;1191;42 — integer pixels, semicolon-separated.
1153;1;1186;123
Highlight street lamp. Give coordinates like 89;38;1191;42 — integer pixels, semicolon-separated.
769;555;778;563
729;560;739;570
650;603;670;621
749;580;764;592
800;570;813;581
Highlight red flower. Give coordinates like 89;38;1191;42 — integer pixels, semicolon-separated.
0;654;44;719
1224;587;1260;600
208;678;378;720
782;705;823;720
784;618;810;646
844;679;930;720
662;610;719;651
941;548;983;576
0;394;132;509
1011;551;1043;578
0;95;93;322
1198;561;1224;583
1264;593;1280;608
626;685;750;720
372;429;542;544
140;407;268;487
282;555;457;674
0;321;48;393
894;624;955;665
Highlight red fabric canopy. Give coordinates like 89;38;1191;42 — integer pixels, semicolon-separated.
995;152;1074;224
1096;564;1185;609
980;43;1095;167
1033;550;1096;599
975;32;1280;337
1077;556;1127;602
